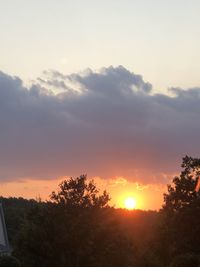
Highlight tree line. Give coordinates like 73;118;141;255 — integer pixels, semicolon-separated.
0;156;200;267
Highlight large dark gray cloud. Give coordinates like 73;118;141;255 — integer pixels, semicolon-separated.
0;66;200;183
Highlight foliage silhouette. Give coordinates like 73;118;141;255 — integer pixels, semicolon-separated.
14;175;135;267
2;158;200;267
160;156;200;263
163;155;200;212
50;175;110;208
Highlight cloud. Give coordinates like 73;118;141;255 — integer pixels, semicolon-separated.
0;66;199;184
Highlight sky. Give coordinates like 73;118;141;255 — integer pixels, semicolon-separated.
0;0;200;210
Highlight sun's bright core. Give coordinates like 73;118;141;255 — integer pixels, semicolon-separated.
124;197;136;210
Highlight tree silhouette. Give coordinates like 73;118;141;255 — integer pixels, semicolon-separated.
160;156;200;260
50;175;110;208
14;175;134;267
163;156;200;212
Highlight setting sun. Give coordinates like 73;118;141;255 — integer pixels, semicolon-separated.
124;197;136;210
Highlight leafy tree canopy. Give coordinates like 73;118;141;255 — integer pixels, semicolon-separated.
163;156;200;213
14;175;134;267
50;175;110;209
160;156;200;259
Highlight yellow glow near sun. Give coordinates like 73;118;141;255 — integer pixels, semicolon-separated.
124;197;136;210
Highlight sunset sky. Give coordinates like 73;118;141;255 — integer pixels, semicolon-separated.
1;0;200;210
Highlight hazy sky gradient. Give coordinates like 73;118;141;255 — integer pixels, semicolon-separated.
1;0;200;90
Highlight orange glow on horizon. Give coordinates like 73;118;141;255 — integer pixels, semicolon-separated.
0;176;165;211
